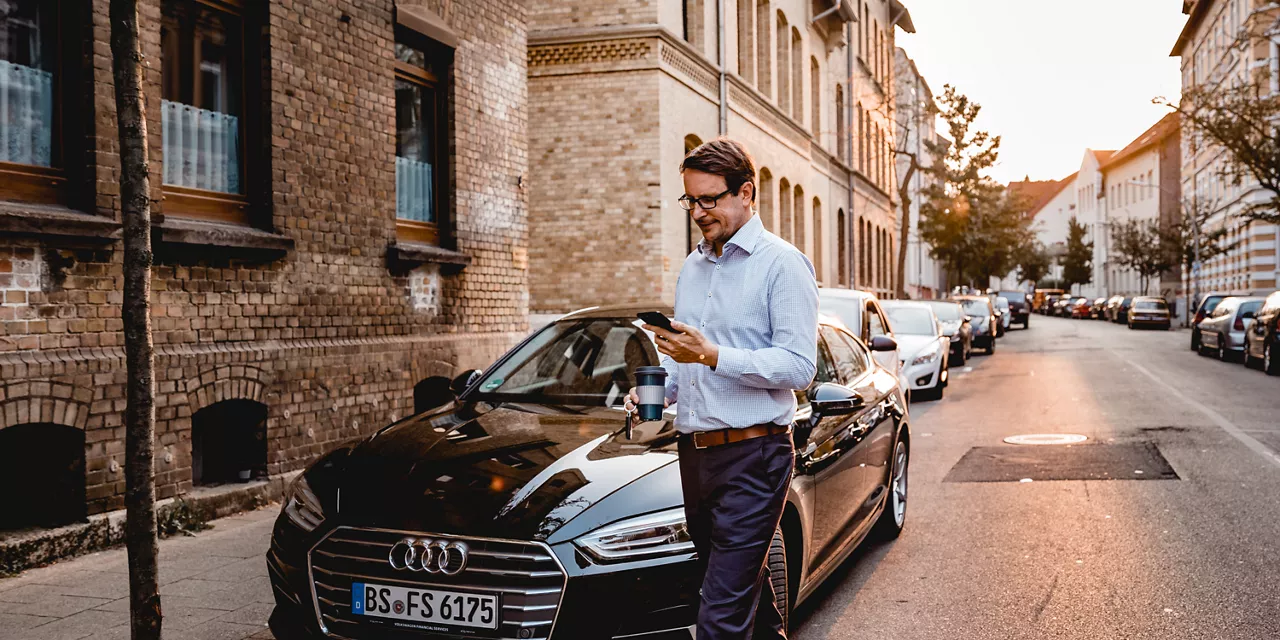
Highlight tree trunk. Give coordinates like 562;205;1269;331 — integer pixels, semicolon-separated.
895;162;915;299
110;1;161;638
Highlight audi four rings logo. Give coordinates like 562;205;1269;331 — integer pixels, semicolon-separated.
387;538;470;575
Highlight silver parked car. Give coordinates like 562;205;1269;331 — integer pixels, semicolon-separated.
1197;296;1265;361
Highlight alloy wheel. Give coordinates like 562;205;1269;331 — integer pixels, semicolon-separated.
1219;335;1227;361
891;442;908;527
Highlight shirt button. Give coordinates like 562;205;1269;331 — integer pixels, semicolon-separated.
707;292;712;298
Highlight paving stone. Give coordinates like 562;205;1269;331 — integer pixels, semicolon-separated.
0;594;111;618
161;578;237;599
16;609;127;640
199;558;270;583
168;621;267;640
158;604;227;631
212;602;275;626
0;584;70;603
0;611;59;636
31;571;130;599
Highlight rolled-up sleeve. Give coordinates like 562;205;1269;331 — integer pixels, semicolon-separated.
713;250;818;390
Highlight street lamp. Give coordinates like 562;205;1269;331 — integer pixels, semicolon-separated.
1127;178;1199;327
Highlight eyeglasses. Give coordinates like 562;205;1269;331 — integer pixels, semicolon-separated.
678;188;735;211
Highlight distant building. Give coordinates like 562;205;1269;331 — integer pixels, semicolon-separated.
526;0;915;318
894;47;946;299
1172;0;1280;297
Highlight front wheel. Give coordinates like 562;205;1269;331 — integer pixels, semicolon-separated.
766;526;790;632
872;440;909;541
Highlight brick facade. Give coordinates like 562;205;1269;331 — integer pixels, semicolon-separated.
0;0;528;518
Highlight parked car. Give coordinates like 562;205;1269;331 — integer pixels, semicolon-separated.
921;299;973;367
1197;296;1265;361
1042;294;1063;315
1103;295;1124;322
1070;297;1093;319
265;306;912;640
991;295;1010;336
953;296;997;354
1127;297;1172;330
1050;296;1072;317
1190;293;1230;351
819;288;907;393
1111;297;1135;323
1034;288;1065;314
1091;298;1109;319
998;291;1031;328
882;301;951;401
1244;291;1280;375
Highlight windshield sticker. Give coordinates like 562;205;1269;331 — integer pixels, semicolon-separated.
482;378;503;390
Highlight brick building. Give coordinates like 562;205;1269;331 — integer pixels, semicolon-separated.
526;0;914;319
0;0;528;529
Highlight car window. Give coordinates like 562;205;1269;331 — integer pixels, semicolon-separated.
867;303;888;337
813;333;840;385
1134;300;1167;311
818;296;863;336
1212;301;1234;318
883;306;936;335
999;291;1026;304
1202;296;1224;314
835;330;872;382
821;327;869;385
958;299;989;316
1240;301;1263;316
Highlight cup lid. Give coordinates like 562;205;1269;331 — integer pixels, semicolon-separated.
635;366;668;376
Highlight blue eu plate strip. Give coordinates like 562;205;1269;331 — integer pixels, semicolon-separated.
351;582;365;615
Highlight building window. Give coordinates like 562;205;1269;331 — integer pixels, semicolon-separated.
779;176;792;241
776;11;789;113
793;184;805;253
395;28;452;245
161;0;257;222
0;0;65;204
0;423;85;530
756;0;771;98
837;208;847;286
835;84;845;162
759;167;774;231
810;57;819;136
191;399;267;485
790;27;802;121
737;0;754;85
813;197;823;283
682;0;703;53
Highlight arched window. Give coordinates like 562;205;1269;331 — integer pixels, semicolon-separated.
191;399;268;484
813;197;823;283
859;218;869;286
682;0;704;53
810;57;820;137
837;208;847;286
738;0;755;84
684;134;704;253
791;27;803;120
0;423;85;530
757;0;772;98
835;84;845;162
776;11;789;112
778;177;792;241
793;184;805;254
758;168;774;231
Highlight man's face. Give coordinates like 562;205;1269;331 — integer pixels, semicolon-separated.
682;170;754;249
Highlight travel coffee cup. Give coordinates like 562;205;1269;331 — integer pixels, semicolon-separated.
633;366;668;422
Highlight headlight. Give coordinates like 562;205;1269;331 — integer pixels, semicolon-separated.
283;474;325;532
911;345;940;366
574;507;695;563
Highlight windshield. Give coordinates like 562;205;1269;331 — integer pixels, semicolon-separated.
1202;296;1225;314
473;318;658;406
958;299;990;316
1134;300;1167;311
924;301;962;322
818;297;863;332
999;292;1026;303
883;307;937;335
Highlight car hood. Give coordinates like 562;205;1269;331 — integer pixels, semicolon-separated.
323;401;681;542
894;334;941;362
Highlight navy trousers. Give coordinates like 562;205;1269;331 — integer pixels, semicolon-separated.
678;431;794;640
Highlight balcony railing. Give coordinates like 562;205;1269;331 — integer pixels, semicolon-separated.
162;100;241;194
0;60;53;167
396;155;435;223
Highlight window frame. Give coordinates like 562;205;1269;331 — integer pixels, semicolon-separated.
159;0;261;225
0;0;75;206
393;24;452;246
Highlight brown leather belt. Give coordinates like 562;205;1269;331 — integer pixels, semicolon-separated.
691;423;791;449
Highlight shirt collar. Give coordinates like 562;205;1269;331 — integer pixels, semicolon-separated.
697;214;764;260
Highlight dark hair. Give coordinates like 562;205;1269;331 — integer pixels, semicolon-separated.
679;138;757;201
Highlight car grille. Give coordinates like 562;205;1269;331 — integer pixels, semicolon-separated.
309;527;567;639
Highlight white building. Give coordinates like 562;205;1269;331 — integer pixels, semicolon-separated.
1171;0;1280;297
894;47;946;299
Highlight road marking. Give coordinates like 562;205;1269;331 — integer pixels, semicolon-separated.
1125;358;1280;469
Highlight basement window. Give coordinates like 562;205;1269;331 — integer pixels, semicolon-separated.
191;399;267;484
0;423;85;530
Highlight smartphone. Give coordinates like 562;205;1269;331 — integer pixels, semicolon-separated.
637;311;678;333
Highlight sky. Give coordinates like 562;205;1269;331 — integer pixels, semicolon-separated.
895;0;1189;185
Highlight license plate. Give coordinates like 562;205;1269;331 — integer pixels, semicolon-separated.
353;582;499;631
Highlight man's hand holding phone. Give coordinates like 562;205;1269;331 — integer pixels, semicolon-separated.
638;312;720;368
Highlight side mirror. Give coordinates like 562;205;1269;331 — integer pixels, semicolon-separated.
809;383;864;416
868;335;898;352
450;369;482;396
413;376;454;413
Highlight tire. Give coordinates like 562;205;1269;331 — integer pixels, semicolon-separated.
1190;329;1200;352
1218;334;1228;361
987;339;996;355
1128;321;1135;330
951;347;965;367
872;440;909;541
766;526;790;632
1266;342;1280;376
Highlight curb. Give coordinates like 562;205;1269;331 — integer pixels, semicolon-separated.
0;470;300;575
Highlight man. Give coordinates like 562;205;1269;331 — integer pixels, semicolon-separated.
626;138;818;639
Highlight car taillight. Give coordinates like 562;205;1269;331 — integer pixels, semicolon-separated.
1235;316;1245;331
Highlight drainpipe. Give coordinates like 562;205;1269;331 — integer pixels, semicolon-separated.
717;0;727;135
846;18;856;289
813;0;842;23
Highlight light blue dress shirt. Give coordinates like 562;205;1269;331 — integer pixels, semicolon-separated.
662;214;819;433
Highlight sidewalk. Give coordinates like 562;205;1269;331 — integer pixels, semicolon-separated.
0;508;278;640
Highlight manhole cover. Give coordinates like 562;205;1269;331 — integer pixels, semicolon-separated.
943;442;1179;483
1003;433;1088;445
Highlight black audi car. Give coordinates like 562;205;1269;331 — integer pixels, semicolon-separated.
266;305;911;640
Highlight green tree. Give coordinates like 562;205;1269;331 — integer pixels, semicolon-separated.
1061;216;1093;291
1110;219;1176;295
1014;240;1052;287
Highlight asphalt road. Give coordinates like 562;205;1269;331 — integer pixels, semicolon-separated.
793;314;1280;640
